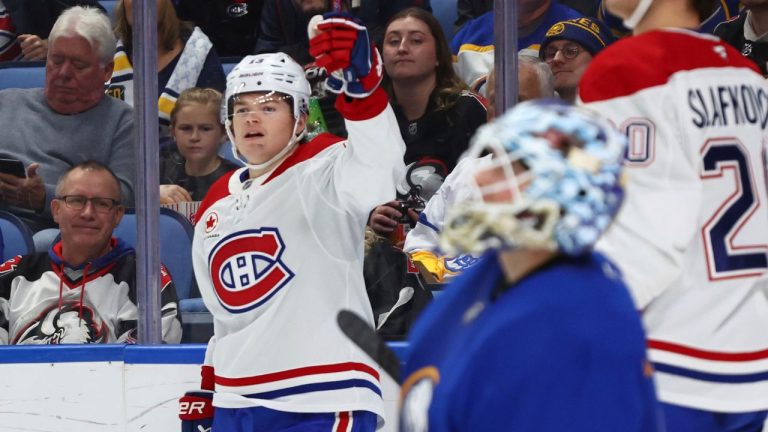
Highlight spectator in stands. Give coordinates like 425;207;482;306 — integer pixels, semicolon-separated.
159;87;239;204
0;6;135;247
254;0;331;65
107;0;226;140
405;54;555;282
0;0;104;62
174;0;265;57
367;7;487;239
451;0;582;95
0;160;182;345
486;54;555;120
715;0;768;76
539;17;614;103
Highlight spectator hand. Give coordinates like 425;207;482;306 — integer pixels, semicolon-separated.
367;201;403;236
0;163;45;211
18;35;48;61
308;12;383;98
160;185;193;204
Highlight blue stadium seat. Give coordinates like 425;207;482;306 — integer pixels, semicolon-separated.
0;210;34;261
113;208;199;310
0;61;45;90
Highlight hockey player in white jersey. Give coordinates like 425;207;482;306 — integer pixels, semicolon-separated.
579;0;768;430
178;13;405;432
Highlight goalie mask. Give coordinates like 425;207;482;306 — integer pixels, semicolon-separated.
223;53;312;170
440;100;626;257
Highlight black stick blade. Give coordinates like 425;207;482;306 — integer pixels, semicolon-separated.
337;309;401;382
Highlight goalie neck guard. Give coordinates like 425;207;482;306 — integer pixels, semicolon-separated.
440;100;626;257
222;53;312;171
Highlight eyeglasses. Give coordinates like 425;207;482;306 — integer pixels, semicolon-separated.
57;195;120;213
542;44;582;62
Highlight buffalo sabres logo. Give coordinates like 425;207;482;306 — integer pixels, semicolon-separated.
13;301;107;345
208;228;294;313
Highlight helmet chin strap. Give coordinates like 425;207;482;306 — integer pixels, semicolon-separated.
226;116;306;173
622;0;653;30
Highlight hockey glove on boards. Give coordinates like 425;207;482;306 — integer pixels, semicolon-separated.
308;12;383;98
179;390;214;432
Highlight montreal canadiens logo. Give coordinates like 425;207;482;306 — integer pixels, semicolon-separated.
208;228;294;313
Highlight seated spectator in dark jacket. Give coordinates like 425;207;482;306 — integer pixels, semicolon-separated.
174;0;264;57
0;161;182;345
0;6;135;238
106;0;226;140
0;0;104;62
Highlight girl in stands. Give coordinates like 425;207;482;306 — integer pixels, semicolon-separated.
159;87;239;204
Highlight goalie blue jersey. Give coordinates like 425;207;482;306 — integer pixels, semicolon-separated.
400;250;662;432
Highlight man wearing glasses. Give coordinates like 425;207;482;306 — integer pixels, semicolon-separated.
0;161;182;345
539;17;615;103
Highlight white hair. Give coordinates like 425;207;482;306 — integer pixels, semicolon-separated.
519;54;555;99
48;6;116;66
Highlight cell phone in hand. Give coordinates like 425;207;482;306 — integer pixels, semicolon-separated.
0;159;26;178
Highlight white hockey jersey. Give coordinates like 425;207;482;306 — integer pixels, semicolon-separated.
192;89;405;422
403;155;491;280
579;29;768;412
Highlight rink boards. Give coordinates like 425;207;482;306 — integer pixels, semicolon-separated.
0;343;406;432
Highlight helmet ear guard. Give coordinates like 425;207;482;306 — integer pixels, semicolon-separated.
440;100;627;257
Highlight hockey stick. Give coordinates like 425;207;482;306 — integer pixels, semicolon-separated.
337;309;401;382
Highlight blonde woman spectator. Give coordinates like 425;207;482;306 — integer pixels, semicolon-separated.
106;0;226;139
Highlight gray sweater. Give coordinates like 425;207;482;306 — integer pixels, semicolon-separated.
0;88;135;231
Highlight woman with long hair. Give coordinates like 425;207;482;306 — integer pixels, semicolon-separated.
368;7;487;238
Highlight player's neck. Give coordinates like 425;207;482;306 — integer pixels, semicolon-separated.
497;248;558;285
632;1;699;35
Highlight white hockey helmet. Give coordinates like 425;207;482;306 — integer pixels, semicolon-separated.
223;52;311;121
222;53;312;170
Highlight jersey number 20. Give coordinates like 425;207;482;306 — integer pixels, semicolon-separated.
701;139;768;280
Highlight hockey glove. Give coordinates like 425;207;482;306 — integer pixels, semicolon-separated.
308;12;383;98
179;390;214;432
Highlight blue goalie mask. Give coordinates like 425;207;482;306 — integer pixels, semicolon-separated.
440;100;627;257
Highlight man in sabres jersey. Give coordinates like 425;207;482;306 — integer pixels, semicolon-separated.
579;0;768;430
399;101;662;432
178;12;406;432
